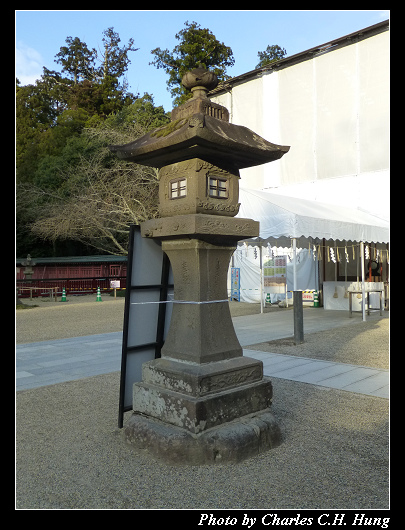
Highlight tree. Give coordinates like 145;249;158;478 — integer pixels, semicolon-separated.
16;28;165;257
255;45;287;68
16;28;139;184
19;93;170;257
55;36;96;85
51;28;139;116
16;74;92;185
28;125;159;255
103;93;170;131
150;21;235;106
16;77;65;183
95;27;139;82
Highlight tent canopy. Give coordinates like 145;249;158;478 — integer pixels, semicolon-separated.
237;188;389;245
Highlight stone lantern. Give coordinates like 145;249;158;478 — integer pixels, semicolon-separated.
21;254;36;280
110;67;289;464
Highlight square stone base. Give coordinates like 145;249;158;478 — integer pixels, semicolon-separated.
125;356;282;464
124;409;282;464
132;357;273;433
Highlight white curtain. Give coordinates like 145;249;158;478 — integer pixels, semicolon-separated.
232;246;317;304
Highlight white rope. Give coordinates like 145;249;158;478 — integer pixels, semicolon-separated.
131;299;228;305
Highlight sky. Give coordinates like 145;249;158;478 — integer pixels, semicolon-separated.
15;10;389;112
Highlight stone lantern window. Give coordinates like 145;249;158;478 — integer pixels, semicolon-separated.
207;175;229;199
170;178;187;199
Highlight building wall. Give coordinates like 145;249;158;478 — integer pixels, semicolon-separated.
212;30;389;218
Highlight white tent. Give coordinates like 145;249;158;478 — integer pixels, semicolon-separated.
238;188;389;245
235;188;389;319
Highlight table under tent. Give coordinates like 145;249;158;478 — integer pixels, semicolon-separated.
231;188;389;321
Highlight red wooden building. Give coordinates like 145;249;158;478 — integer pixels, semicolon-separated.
16;255;127;298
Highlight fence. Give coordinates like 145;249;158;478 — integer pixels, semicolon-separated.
16;276;127;298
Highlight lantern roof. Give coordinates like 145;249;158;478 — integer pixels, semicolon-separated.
109;67;289;170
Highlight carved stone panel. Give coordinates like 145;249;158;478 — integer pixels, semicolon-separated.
141;214;259;243
158;158;240;217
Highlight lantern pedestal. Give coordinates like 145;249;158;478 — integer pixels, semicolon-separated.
125;221;282;463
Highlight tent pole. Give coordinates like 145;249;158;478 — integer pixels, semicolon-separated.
292;238;297;291
259;242;264;314
291;238;304;343
360;241;366;321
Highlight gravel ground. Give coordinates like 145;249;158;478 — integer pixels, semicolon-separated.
16;293;126;343
16;295;281;344
248;317;389;370
16;372;388;509
16;295;389;510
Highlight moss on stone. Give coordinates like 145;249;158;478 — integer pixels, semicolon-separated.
150;118;186;138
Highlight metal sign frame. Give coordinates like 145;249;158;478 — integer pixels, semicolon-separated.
118;225;173;428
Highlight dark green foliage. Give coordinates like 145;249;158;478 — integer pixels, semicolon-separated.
16;28;167;257
150;21;235;106
256;45;287;68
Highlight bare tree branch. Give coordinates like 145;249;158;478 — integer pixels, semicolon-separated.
28;127;159;255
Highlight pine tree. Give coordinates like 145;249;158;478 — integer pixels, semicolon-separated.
150;21;234;106
55;36;96;84
256;45;287;69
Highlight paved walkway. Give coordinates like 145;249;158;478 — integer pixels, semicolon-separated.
247;350;388;398
16;309;388;398
16;333;123;390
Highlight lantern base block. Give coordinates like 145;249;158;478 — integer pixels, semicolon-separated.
124;408;281;465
